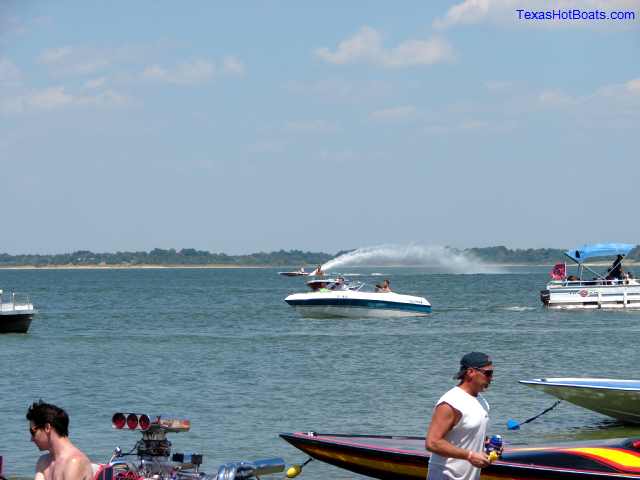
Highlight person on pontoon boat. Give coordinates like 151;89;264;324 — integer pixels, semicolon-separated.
606;255;625;281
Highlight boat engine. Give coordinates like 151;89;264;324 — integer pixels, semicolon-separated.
100;412;293;480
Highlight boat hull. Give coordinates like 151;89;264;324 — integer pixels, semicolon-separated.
280;432;640;479
0;313;33;333
521;378;640;424
541;284;640;310
284;291;431;318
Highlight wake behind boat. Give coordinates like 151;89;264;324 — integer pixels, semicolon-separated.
521;378;640;424
281;431;640;479
540;243;640;309
284;278;431;318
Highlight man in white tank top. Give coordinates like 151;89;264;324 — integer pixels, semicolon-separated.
425;352;494;480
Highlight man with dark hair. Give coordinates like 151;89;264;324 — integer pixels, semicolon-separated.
425;352;494;480
26;400;93;480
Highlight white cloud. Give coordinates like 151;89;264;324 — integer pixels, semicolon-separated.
485;80;512;91
84;77;106;89
28;86;74;110
369;105;417;121
434;0;639;29
141;55;246;85
284;120;338;134
222;56;245;76
39;46;74;64
315;26;453;68
538;89;576;107
286;78;392;103
38;46;111;75
0;86;130;115
0;57;21;87
142;59;218;85
626;78;640;94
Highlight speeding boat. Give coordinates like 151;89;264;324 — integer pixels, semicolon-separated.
0;289;35;333
540;243;640;309
284;279;431;318
279;270;309;277
281;431;640;479
521;378;640;424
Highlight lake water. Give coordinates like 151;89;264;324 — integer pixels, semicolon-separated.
2;267;640;479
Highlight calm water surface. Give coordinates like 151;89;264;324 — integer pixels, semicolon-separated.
1;267;640;479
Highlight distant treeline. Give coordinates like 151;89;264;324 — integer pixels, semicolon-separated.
464;245;640;264
0;246;638;267
0;248;338;267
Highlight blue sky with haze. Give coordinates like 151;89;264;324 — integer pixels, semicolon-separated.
1;1;638;255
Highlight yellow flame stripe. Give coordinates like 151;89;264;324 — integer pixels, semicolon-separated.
304;444;426;478
563;448;640;469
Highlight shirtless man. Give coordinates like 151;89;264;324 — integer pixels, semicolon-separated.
26;401;93;480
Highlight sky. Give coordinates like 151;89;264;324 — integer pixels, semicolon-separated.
1;0;639;255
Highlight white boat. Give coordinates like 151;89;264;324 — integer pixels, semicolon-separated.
520;378;640;424
284;278;431;318
540;243;640;309
278;271;309;277
0;290;36;333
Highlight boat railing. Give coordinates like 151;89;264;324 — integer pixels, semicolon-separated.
548;279;640;288
0;291;33;311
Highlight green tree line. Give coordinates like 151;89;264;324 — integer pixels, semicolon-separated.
0;246;637;267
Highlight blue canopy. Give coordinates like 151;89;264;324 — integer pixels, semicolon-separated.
564;243;636;263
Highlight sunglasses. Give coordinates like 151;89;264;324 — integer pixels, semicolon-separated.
29;425;44;437
473;367;494;378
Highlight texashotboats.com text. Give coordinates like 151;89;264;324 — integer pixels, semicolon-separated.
516;9;636;22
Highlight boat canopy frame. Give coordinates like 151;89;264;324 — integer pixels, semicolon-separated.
562;243;636;281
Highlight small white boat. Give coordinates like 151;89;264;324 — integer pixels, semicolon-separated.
540;243;640;309
520;378;640;424
278;271;309;277
285;279;431;318
0;290;36;333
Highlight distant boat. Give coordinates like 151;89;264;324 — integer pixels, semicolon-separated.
540;243;640;309
0;290;35;333
278;271;309;277
521;377;640;424
281;431;640;479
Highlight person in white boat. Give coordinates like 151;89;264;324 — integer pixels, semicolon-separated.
375;279;391;292
425;352;495;480
329;276;348;291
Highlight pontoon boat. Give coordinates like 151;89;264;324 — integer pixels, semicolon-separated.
540;243;640;309
0;289;35;333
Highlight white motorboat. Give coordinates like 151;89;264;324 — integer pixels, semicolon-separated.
284;278;431;318
0;290;35;333
278;270;309;277
521;378;640;424
540;243;640;309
